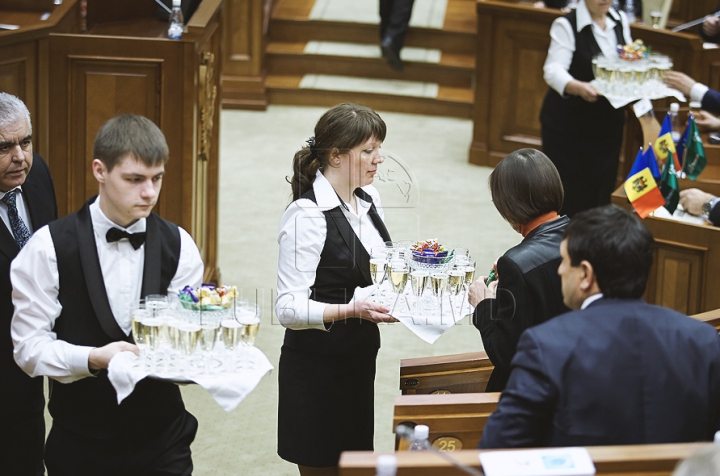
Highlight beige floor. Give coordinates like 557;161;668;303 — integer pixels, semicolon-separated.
175;105;520;475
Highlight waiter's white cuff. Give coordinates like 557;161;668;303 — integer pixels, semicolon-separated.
69;346;95;378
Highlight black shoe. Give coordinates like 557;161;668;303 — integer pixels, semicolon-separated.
381;37;403;72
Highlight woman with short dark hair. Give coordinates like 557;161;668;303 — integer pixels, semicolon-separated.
469;148;570;392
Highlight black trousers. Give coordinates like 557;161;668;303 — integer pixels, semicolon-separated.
379;0;415;48
1;413;45;476
45;411;197;476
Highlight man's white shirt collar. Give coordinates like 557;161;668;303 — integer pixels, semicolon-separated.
575;2;619;33
0;186;23;200
581;293;604;310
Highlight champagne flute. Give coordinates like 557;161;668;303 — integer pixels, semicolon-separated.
221;319;242;369
199;321;221;371
430;272;448;312
240;317;260;369
369;247;389;300
131;307;150;365
388;259;409;312
142;317;163;373
410;270;429;313
146;294;169;317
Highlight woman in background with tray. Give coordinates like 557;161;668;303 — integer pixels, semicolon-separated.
275;103;396;476
469;149;570;392
540;0;632;217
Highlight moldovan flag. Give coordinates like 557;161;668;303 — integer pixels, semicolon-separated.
624;167;665;219
653;114;682;172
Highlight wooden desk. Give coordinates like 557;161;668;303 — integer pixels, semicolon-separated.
393;393;500;451
612;184;720;314
339;443;712;476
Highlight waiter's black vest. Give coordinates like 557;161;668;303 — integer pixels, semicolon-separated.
282;189;392;354
47;197;185;439
540;10;626;135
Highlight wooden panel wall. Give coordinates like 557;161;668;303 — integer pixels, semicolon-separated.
221;0;268;109
669;0;718;28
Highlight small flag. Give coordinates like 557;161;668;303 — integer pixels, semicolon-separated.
675;113;690;166
660;151;679;214
627;146;661;181
653;114;682;172
624;167;665;219
682;115;707;180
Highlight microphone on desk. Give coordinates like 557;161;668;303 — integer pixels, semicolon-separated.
395;424;485;476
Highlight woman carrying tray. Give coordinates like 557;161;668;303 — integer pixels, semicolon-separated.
275;103;397;476
469;149;570;392
540;0;632;217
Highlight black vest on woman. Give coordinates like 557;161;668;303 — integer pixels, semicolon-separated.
47;197;185;440
282;188;392;355
540;9;626;136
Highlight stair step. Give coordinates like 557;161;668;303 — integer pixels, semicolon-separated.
265;75;472;118
272;0;476;33
269;20;475;56
266;42;474;88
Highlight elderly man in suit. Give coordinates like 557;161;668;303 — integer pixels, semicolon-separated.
479;204;720;448
0;92;58;475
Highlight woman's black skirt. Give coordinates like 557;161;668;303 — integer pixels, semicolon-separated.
277;344;378;467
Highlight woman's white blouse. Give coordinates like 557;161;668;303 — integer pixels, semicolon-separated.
275;171;387;330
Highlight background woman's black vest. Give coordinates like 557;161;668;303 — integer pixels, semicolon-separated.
540;10;626;136
47;197;185;440
282;189;392;355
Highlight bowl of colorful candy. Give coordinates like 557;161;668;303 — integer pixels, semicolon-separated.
408;239;454;269
178;284;237;311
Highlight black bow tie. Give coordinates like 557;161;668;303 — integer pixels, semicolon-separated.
106;227;146;250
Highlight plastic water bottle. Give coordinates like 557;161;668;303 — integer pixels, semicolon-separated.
669;103;681;144
624;0;636;23
408;424;430;451
168;0;184;40
375;454;397;476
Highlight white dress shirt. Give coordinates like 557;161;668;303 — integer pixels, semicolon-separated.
275;171;387;330
10;199;204;383
581;293;604;309
690;82;710;104
0;186;33;235
544;2;632;96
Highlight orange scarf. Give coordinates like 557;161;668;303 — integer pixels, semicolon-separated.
519;212;561;238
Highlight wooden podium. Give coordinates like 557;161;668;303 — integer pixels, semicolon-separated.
0;0;223;282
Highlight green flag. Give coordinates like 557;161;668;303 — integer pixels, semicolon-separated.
661;151;679;214
683;116;706;180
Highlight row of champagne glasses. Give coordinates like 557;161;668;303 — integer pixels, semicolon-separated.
592;54;673;97
131;294;261;375
369;243;476;314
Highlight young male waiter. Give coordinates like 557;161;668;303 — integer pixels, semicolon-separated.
11;114;203;475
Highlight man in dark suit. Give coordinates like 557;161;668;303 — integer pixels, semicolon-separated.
0;92;58;475
480;204;720;448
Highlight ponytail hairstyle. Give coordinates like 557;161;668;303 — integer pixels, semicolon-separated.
289;103;387;200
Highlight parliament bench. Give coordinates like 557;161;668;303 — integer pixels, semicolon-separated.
339;442;712;476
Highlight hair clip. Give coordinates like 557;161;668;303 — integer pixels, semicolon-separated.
306;136;316;148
